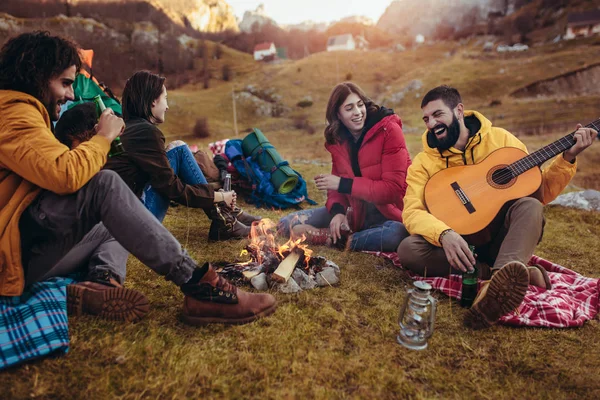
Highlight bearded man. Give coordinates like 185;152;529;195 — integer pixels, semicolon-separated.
397;85;597;329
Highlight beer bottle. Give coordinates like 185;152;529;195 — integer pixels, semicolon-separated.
460;245;478;308
94;95;125;157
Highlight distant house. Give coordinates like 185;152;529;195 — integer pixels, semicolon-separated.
565;10;600;40
327;34;355;51
253;42;276;61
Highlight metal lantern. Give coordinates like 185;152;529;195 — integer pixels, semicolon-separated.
397;281;437;350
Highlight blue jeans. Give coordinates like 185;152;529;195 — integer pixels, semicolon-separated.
278;206;409;252
142;143;208;222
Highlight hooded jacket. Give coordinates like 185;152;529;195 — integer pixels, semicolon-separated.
325;113;411;232
403;110;577;247
0;90;110;296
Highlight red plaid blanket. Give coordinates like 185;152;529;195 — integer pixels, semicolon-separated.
367;252;600;328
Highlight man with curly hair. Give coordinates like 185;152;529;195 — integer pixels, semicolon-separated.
0;31;277;325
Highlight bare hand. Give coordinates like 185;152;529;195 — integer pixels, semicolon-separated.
95;108;124;142
315;174;341;191
329;213;348;244
216;190;236;208
440;231;476;273
563;123;598;162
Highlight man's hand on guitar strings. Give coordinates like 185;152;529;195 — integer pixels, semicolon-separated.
440;230;476;273
563;123;598;163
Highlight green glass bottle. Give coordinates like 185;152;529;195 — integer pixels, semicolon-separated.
460;245;478;308
93;95;124;157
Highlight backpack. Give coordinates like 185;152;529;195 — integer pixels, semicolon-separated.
71;49;122;114
224;138;316;209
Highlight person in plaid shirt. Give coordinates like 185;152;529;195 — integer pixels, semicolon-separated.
398;85;597;329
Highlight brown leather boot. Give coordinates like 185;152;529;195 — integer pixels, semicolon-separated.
232;207;262;225
181;264;277;325
292;224;349;249
66;277;149;323
528;264;552;289
208;205;251;241
463;261;529;330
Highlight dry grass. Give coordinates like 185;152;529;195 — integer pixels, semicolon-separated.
2;39;600;399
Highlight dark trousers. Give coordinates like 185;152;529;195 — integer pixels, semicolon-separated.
397;197;545;277
21;170;198;287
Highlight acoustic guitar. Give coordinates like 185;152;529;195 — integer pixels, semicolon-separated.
424;120;600;236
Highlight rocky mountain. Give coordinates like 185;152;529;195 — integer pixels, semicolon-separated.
0;0;239;33
238;4;276;32
377;0;498;37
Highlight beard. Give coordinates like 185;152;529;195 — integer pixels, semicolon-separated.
427;114;461;151
44;99;62;122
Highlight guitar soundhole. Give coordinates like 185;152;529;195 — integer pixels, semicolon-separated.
488;165;516;189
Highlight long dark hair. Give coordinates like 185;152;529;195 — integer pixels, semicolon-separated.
0;31;81;101
324;82;379;145
121;70;165;122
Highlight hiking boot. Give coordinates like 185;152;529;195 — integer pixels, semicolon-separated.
207;205;251;241
463;261;529;330
527;264;552;289
181;263;277;325
209;218;250;241
233;207;262;225
66;279;149;323
292;224;349;249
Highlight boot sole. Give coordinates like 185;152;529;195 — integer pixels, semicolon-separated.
464;262;529;330
181;302;277;326
67;285;150;323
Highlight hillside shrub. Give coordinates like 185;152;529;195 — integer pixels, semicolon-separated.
222;64;232;81
193;118;210;138
296;99;313;108
293;115;316;134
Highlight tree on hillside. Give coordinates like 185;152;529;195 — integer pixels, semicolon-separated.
514;11;535;42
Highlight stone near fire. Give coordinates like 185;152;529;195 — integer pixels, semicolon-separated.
273;278;302;294
250;273;269;291
316;267;340;287
292;269;318;290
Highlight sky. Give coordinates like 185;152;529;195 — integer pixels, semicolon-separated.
225;0;395;25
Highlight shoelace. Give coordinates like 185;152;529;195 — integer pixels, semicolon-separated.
215;275;237;294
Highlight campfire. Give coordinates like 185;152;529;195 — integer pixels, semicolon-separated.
215;219;340;293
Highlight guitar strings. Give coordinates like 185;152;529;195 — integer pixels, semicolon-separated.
430;119;600;206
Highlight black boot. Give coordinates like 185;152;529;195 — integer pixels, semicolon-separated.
207;205;251;241
232;206;262;225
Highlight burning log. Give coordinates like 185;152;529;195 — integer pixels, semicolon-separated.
272;248;304;283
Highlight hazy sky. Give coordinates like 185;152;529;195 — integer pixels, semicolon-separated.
226;0;394;25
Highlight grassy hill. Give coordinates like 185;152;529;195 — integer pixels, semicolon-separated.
2;37;600;399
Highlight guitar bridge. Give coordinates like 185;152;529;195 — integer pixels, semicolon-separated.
451;182;476;214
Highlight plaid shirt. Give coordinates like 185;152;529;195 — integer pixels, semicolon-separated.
368;253;599;328
0;277;74;370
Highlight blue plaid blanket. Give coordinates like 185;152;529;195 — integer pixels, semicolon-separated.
0;277;74;370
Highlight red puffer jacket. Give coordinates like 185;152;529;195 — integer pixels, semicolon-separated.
325;114;411;232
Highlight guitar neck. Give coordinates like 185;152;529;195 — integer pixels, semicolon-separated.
509;118;600;176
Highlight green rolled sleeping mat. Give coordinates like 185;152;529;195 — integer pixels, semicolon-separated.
241;128;299;194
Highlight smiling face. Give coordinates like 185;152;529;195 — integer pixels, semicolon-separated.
43;65;76;121
151;85;169;124
422;99;463;150
337;92;366;136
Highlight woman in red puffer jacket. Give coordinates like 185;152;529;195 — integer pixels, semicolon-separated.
278;82;411;252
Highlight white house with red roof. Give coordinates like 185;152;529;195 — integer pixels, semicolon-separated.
253;42;276;61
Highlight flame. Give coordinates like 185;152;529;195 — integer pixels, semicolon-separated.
246;218;312;267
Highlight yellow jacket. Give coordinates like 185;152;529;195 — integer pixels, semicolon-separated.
0;90;110;296
403;110;577;247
